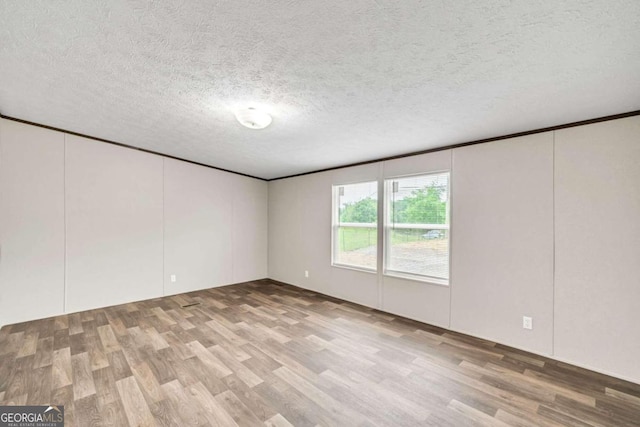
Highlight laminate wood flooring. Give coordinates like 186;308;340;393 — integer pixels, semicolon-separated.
1;279;639;426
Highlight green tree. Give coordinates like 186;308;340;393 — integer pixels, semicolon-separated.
340;197;377;223
393;185;446;224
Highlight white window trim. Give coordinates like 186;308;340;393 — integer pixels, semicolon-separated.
388;223;449;230
383;270;450;287
337;222;377;228
331;263;378;274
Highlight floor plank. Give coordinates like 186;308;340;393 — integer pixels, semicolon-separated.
116;376;156;427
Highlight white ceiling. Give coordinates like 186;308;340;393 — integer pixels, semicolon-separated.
1;1;639;179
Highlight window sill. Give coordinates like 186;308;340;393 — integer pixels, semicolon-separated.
383;270;449;287
331;263;377;275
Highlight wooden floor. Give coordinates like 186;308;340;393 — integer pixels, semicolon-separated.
1;280;639;426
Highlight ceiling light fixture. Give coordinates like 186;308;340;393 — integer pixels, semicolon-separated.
235;107;272;130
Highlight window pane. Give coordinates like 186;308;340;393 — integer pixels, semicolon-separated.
388;228;449;279
335;226;377;269
333;181;377;270
386;173;449;281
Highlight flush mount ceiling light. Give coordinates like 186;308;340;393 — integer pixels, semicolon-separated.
235;107;272;130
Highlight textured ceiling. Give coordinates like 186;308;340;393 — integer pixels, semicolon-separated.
1;1;639;179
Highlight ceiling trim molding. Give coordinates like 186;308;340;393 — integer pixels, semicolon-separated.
270;109;640;181
2;109;639;181
0;113;268;181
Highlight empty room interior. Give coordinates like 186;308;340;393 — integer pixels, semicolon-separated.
1;1;640;426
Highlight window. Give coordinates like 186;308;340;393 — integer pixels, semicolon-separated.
332;181;378;271
384;173;450;283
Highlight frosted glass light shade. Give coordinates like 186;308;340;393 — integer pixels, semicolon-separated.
235;108;272;129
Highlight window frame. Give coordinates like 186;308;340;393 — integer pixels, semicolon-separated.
382;171;451;285
331;181;379;273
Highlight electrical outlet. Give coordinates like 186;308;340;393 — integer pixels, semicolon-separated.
170;274;177;283
523;316;533;330
304;270;309;278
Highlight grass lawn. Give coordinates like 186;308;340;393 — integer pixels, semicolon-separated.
338;227;377;252
338;227;433;252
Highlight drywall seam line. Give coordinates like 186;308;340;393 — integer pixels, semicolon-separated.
266;181;270;279
552;130;556;356
231;177;236;285
63;133;67;313
377;162;384;310
448;149;454;330
162;158;165;297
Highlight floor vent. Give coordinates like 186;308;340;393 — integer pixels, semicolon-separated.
181;302;201;308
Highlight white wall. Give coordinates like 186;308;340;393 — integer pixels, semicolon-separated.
268;155;457;320
329;165;380;308
232;174;268;284
269;165;381;309
164;158;268;293
268;155;455;324
451;133;554;355
0;120;268;325
164;158;233;295
554;116;640;382
0;120;65;325
382;151;453;328
268;116;640;384
65;135;164;312
268;176;304;286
